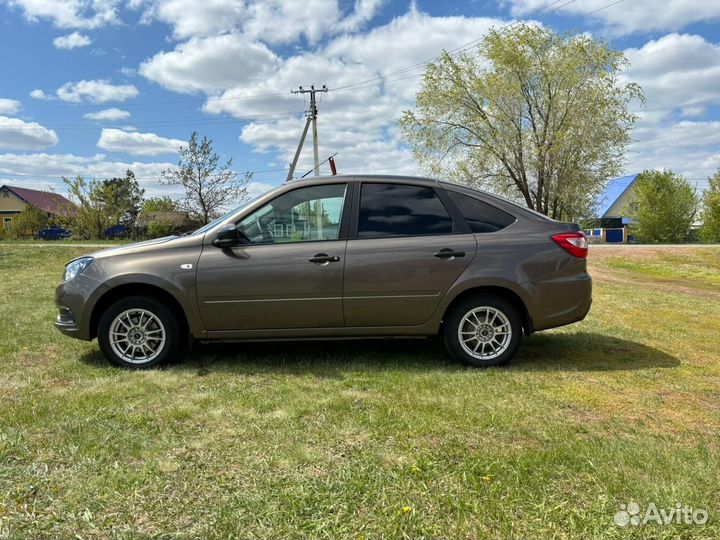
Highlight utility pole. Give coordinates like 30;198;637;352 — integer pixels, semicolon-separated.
287;85;327;181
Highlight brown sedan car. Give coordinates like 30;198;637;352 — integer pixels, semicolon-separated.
55;175;591;368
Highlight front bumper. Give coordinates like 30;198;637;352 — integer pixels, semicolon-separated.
54;274;103;341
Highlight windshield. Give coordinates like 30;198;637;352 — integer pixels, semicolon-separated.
189;192;268;236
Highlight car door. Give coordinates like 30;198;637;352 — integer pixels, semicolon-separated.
343;181;477;327
196;182;349;331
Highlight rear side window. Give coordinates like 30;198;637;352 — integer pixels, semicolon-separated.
358;183;453;238
446;190;515;233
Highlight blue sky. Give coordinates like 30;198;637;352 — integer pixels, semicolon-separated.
0;0;719;199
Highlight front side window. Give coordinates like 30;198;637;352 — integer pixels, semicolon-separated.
446;191;516;233
3;217;12;229
237;183;347;244
358;183;453;238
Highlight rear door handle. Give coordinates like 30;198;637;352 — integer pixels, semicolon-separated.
434;248;465;260
309;253;341;265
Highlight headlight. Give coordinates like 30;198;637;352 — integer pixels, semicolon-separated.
64;257;94;282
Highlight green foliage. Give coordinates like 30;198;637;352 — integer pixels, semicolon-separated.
141;196;179;213
147;218;182;239
699;169;720;243
11;206;49;238
161;132;248;224
631;170;698;244
61;171;142;239
100;170;145;227
399;24;643;220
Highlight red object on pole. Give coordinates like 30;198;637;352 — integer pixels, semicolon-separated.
328;156;337;176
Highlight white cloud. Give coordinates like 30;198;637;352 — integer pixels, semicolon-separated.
620;34;720;189
56;79;139;103
29;89;53;100
139;34;280;93
84;108;131;121
134;0;384;42
7;0;121;29
0;98;22;115
53;31;92;49
196;9;503;177
0;116;59;151
0;151;274;200
97;128;185;156
623;34;720;111
504;0;720;36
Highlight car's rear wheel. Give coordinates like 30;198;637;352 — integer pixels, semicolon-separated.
444;294;522;367
98;296;181;369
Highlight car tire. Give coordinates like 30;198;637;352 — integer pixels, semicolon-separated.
97;296;183;369
443;294;522;367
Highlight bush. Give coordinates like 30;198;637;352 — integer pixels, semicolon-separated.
147;218;181;239
631;170;698;244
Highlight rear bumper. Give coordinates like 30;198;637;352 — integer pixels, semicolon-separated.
528;272;592;332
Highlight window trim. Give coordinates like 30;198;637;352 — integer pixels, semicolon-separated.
349;181;468;240
232;181;353;245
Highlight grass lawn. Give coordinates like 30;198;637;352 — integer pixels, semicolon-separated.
1;244;718;539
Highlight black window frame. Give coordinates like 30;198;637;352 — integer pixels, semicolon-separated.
348;180;470;240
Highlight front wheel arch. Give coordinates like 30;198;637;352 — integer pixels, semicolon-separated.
89;283;190;341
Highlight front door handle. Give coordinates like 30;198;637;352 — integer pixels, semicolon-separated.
434;248;465;260
309;253;341;265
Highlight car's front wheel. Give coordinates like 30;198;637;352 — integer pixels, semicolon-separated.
97;296;181;369
444;294;522;367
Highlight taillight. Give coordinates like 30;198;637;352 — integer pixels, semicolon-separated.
551;232;588;259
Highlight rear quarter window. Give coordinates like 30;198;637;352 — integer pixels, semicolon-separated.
446;190;516;233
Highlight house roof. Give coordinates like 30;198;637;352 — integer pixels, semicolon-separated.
1;184;77;217
596;173;640;218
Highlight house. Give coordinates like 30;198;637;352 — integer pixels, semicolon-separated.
0;184;76;232
586;173;641;243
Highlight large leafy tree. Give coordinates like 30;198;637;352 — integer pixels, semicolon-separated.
700;169;720;243
161;132;248;224
631;170;698;244
400;24;643;220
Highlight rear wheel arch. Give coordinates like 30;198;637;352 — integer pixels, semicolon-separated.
89;283;190;341
440;286;533;336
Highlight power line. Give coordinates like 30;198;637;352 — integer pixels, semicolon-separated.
0;111;305;131
17;90;297;111
0;167;289;181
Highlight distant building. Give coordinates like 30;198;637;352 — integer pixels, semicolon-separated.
0;184;77;232
595;173;641;228
586;173;641;243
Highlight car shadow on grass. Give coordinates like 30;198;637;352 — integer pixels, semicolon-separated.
79;331;679;375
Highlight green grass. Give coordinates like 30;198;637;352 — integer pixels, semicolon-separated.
1;245;719;539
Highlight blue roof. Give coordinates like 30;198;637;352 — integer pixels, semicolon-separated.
596;173;640;218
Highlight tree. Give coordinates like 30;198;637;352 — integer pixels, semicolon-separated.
12;206;48;238
699;170;720;243
141;196;179;213
399;24;643;221
161;132;248;224
62;176;127;239
100;170;144;227
631;170;698;244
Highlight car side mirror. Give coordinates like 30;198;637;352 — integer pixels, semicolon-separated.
211;224;249;249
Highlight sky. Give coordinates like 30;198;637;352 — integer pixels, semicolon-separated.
0;0;719;202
